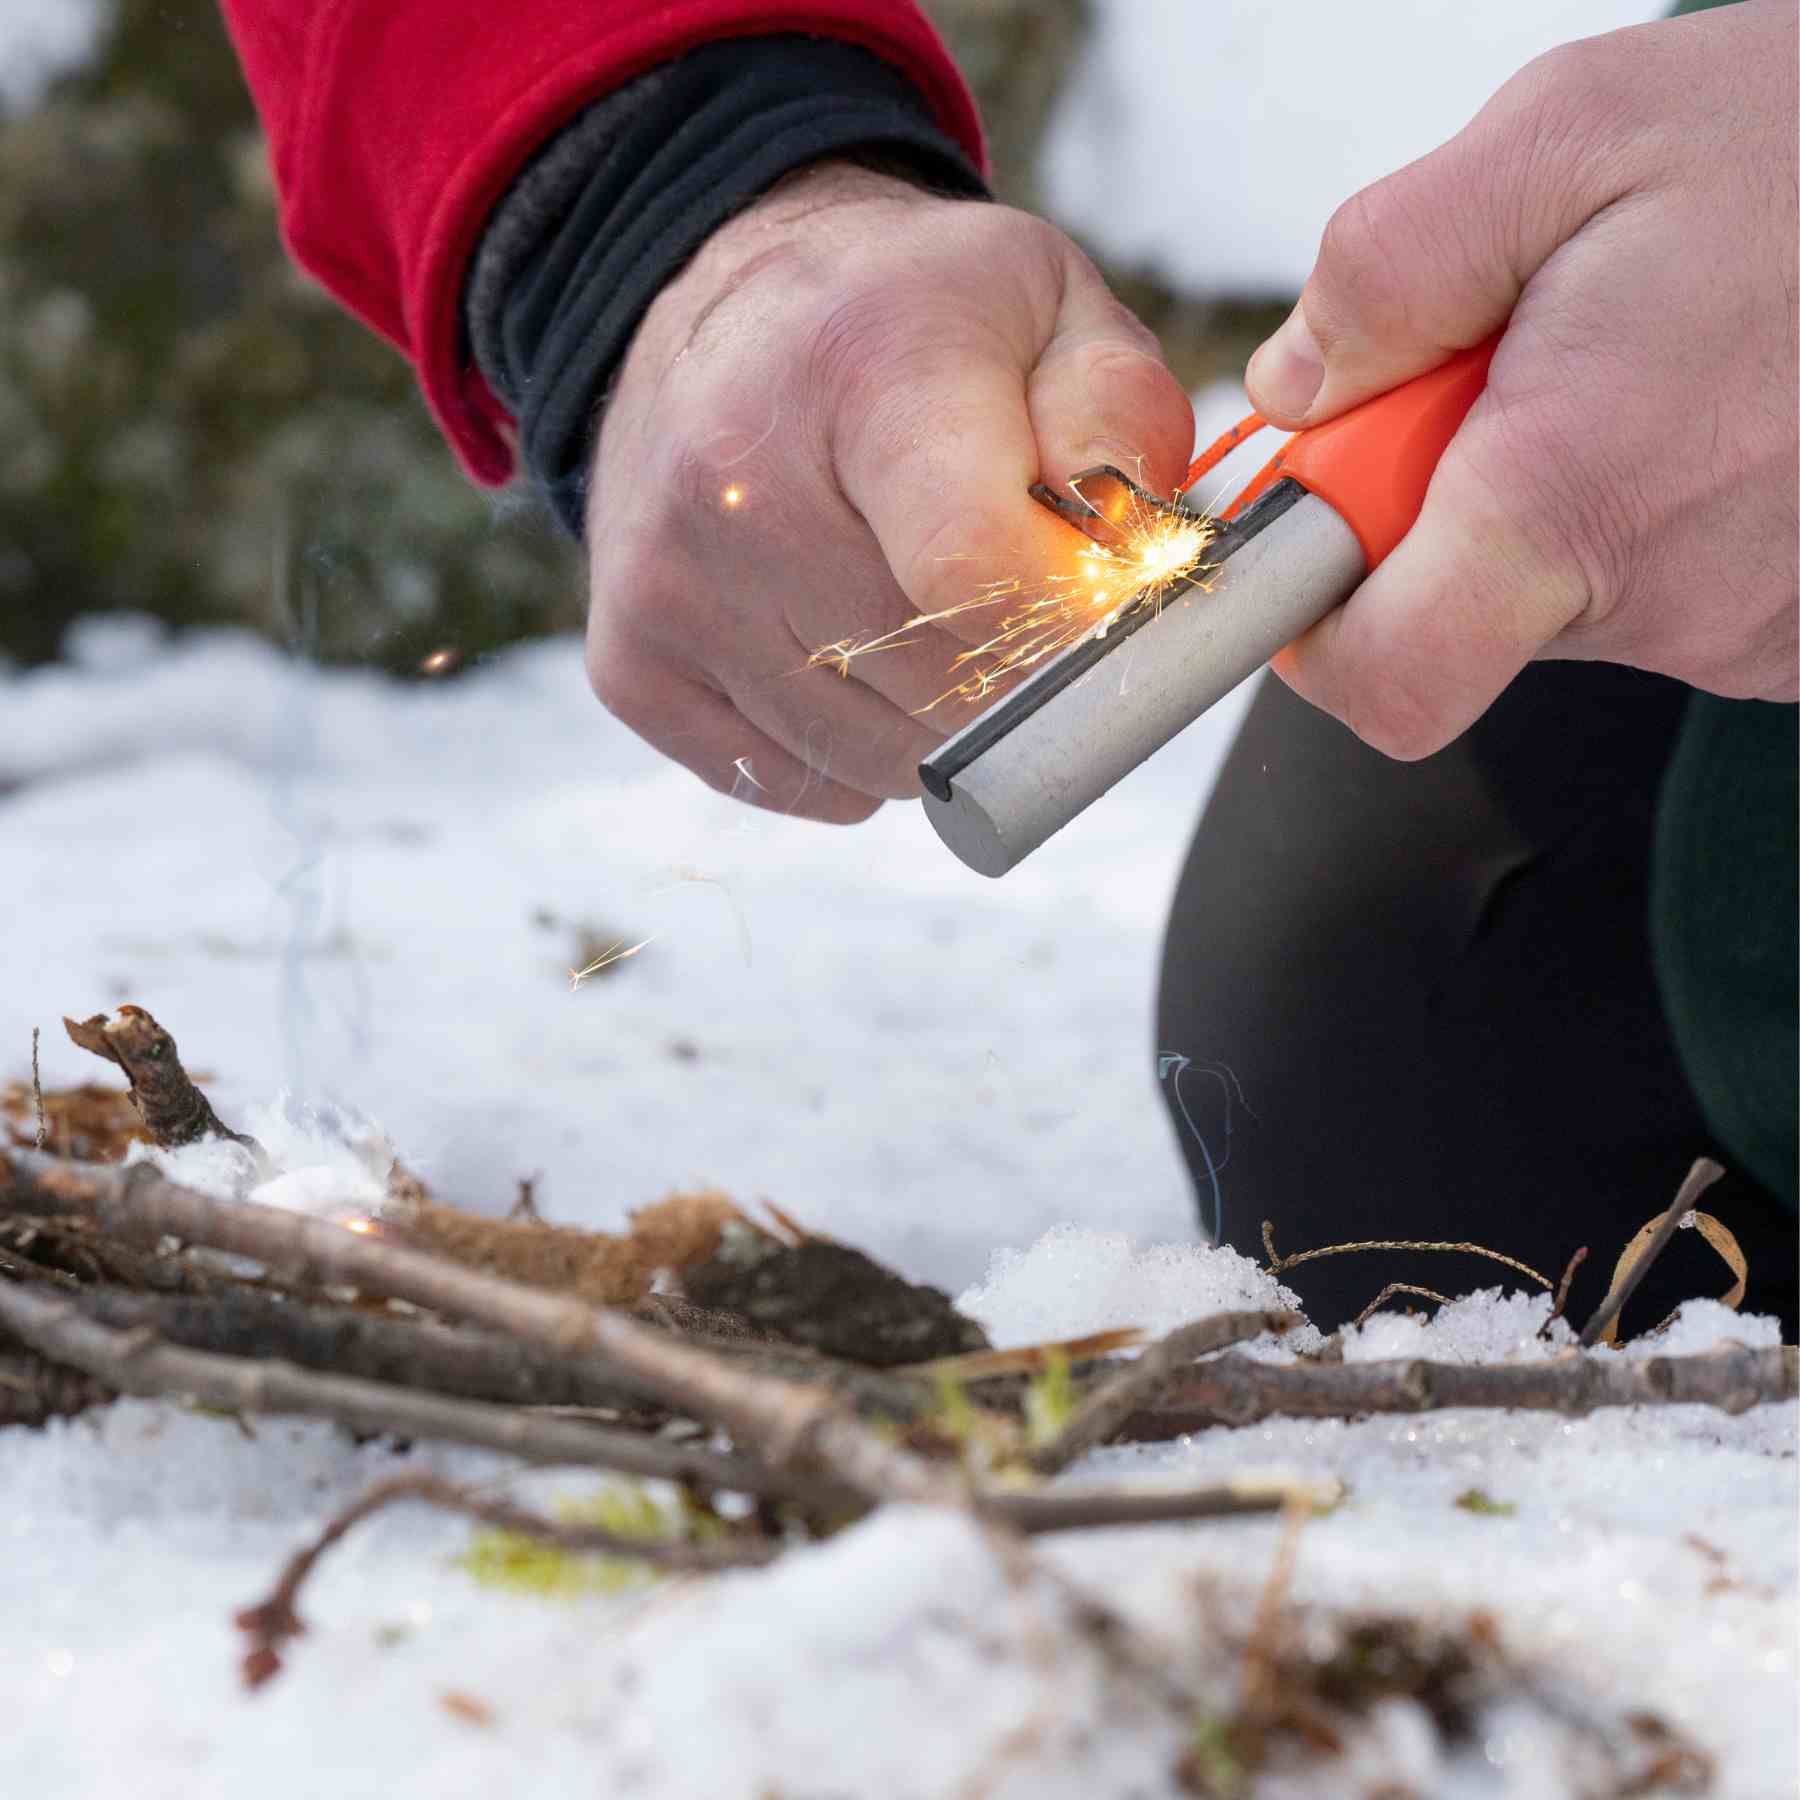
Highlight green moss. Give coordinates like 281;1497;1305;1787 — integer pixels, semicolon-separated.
454;1483;715;1601
1180;1712;1251;1799
1022;1348;1074;1450
1454;1487;1517;1518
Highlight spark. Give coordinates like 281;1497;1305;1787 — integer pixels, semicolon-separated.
807;488;1217;711
721;485;744;510
341;1217;378;1236
568;936;654;991
419;647;460;677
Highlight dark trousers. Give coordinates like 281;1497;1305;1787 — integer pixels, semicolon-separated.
1156;664;1797;1336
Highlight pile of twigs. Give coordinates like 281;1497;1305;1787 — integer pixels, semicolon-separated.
1;1007;1792;1706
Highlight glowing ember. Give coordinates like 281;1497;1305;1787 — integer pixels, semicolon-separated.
721;485;744;510
341;1217;377;1236
809;487;1217;710
419;647;460;677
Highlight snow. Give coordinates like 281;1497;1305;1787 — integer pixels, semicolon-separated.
961;1222;1323;1355
2;628;1793;1798
0;0;99;110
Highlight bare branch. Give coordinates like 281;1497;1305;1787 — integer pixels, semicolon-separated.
1029;1310;1300;1476
1122;1342;1796;1440
64;1285;663;1415
0;1276;854;1509
30;1026;45;1151
0;1149;953;1508
1540;1246;1588;1340
985;1472;1336;1536
236;1471;777;1689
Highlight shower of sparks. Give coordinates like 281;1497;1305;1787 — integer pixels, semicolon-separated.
808;490;1218;710
568;936;655;991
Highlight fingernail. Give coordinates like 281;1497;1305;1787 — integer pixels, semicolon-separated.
1247;305;1324;422
1071;434;1142;476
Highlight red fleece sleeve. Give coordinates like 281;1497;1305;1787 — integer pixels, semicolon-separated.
215;0;984;484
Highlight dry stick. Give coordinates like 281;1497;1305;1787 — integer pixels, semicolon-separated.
1539;1246;1589;1341
64;1286;668;1415
1578;1158;1725;1349
1350;1282;1452;1329
30;1027;45;1151
1030;1310;1301;1476
990;1473;1337;1537
0;1150;953;1508
1122;1341;1796;1440
236;1471;778;1689
0;1277;854;1509
1262;1220;1552;1291
1238;1490;1316;1727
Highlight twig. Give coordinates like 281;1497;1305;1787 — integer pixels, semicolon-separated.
1029;1310;1300;1476
1263;1221;1551;1290
0;1149;955;1508
236;1471;777;1689
0;1276;855;1509
1239;1491;1316;1726
63;1285;665;1415
1350;1283;1451;1329
1122;1342;1796;1439
30;1027;45;1151
986;1472;1338;1536
1579;1159;1725;1348
1539;1247;1588;1340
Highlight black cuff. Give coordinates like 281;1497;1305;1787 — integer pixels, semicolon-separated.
464;36;988;536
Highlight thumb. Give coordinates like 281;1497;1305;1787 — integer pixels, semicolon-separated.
1026;250;1195;498
1246;43;1628;428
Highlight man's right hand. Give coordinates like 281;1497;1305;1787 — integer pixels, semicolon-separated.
584;161;1194;821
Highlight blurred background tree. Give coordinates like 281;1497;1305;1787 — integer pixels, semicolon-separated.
0;0;1277;672
0;0;581;670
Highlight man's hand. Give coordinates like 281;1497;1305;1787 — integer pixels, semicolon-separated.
585;163;1193;820
1245;0;1798;761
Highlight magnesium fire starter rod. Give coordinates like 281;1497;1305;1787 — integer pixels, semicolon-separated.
919;336;1499;877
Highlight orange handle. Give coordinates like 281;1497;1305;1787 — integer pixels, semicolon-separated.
1225;333;1499;570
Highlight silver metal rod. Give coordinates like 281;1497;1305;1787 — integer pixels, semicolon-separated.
919;493;1366;876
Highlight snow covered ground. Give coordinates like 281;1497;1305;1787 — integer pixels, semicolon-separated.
2;628;1794;1798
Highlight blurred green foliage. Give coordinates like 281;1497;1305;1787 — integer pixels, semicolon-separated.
0;0;581;670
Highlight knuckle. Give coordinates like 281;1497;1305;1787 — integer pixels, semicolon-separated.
1469;385;1627;625
1348;674;1456;763
1076;339;1181;417
1313;185;1424;344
